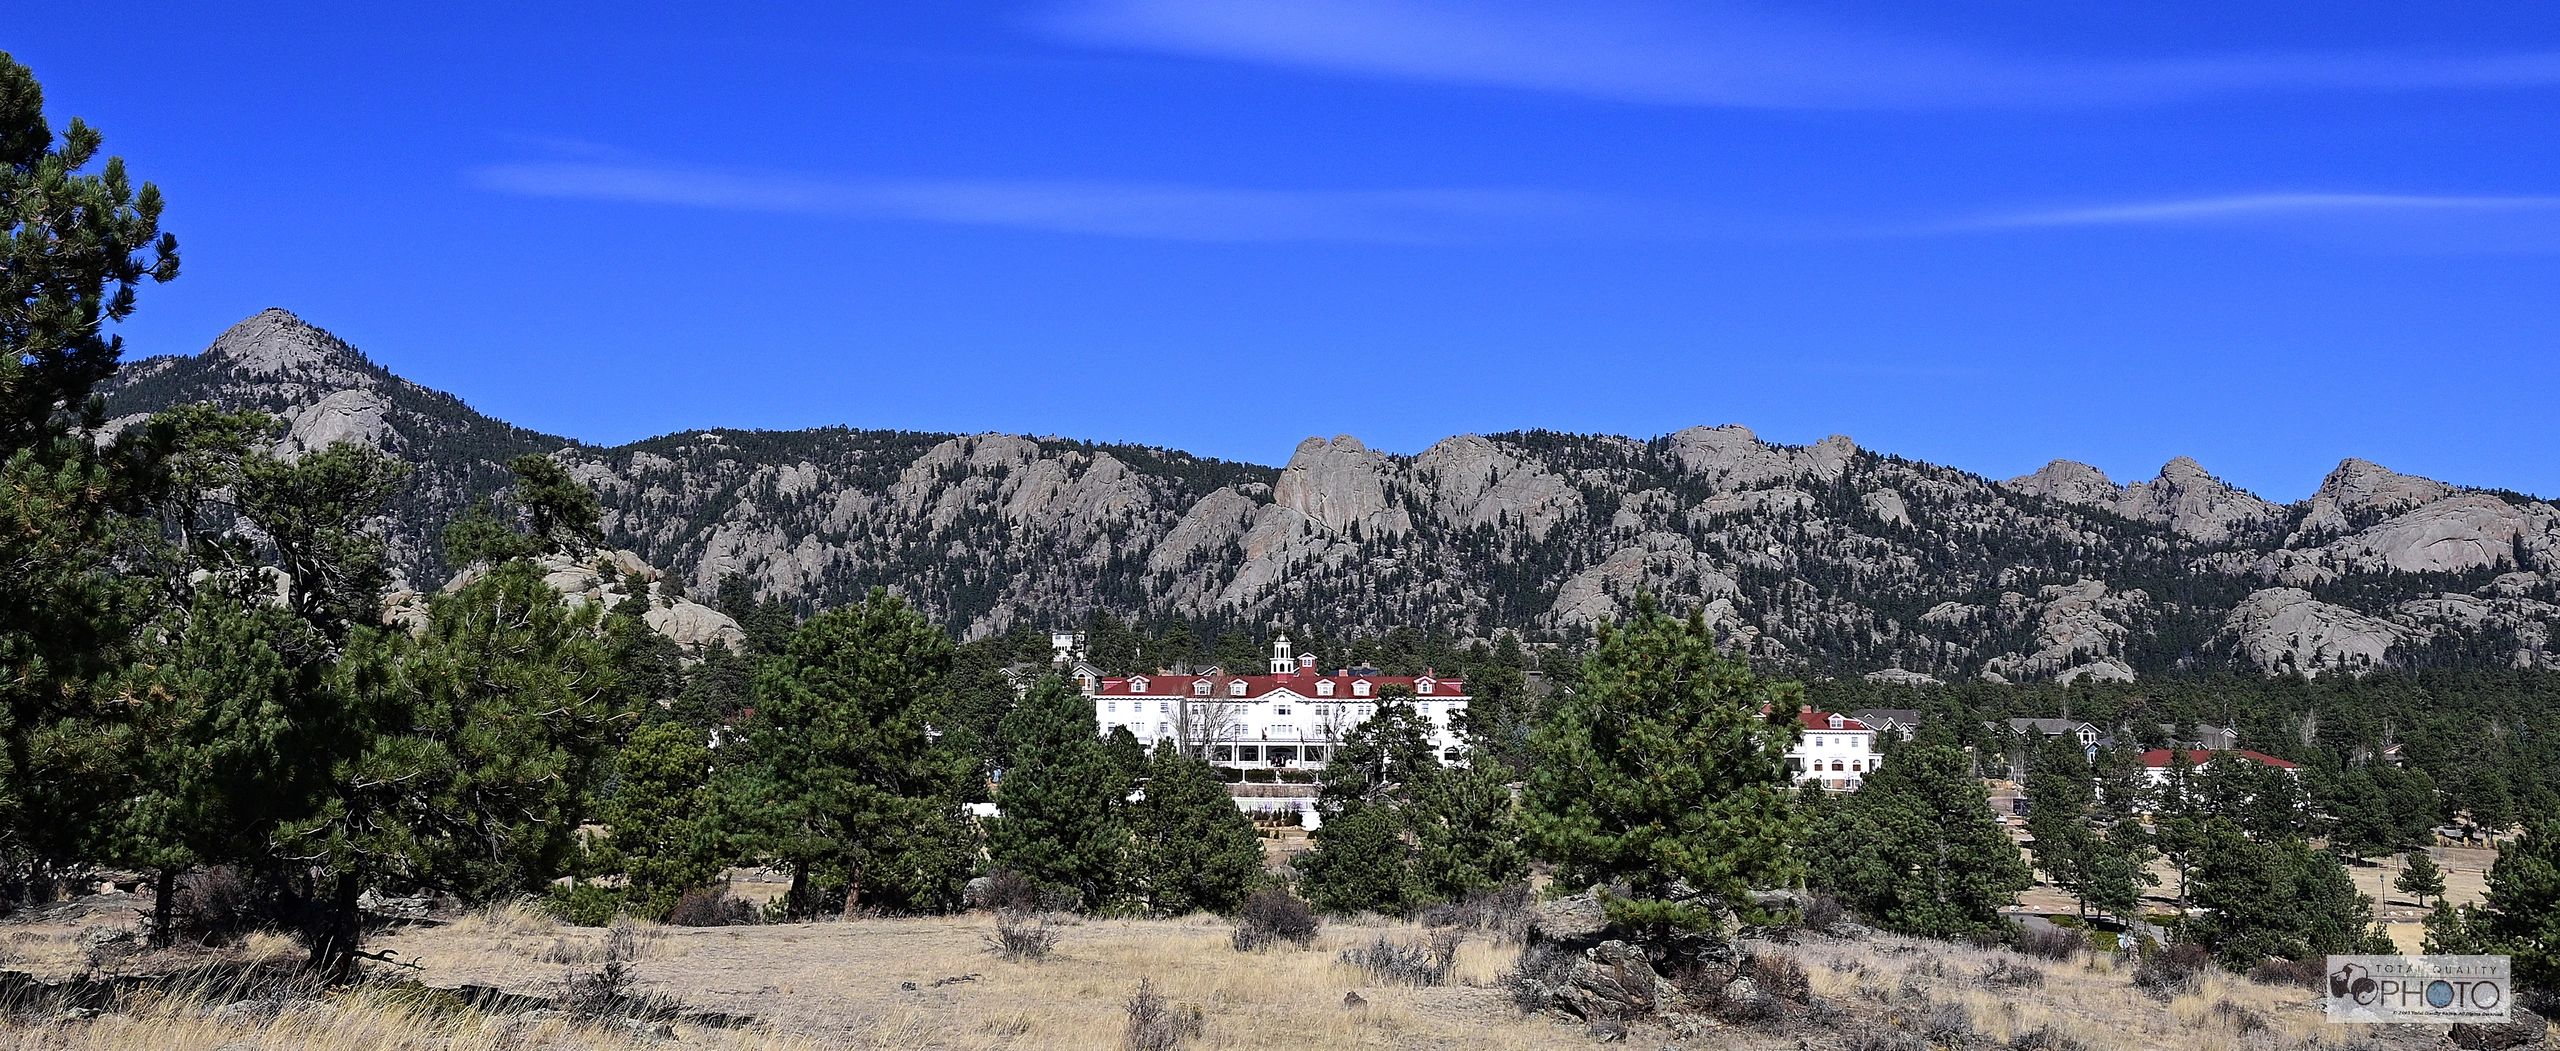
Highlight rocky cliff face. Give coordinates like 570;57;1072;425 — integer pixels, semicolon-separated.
107;310;2560;680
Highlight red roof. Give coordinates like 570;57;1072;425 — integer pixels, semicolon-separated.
2138;748;2298;770
1797;711;1871;732
1096;670;1463;699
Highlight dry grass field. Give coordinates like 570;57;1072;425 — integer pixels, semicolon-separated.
0;895;2493;1051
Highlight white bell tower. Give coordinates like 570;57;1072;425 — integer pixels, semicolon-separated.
1268;634;1296;675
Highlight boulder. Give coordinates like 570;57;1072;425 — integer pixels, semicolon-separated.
1531;890;1612;947
2452;1008;2550;1051
1555;940;1661;1021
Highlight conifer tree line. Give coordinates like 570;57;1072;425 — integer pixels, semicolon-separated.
3;50;2555;1009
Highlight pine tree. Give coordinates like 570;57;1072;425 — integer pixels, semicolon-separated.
1126;743;1262;915
587;721;725;921
2394;850;2446;909
0;49;181;899
1412;761;1526;902
1295;802;1420;915
2149;749;2207;905
2187;821;2392;967
719;590;976;917
2474;817;2560;1003
1805;743;2030;940
1316;692;1437;820
987;676;1130;910
2022;735;2094;910
1521;599;1803;934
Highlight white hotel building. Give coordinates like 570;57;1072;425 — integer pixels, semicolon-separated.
1085;636;1468;769
1787;709;1880;792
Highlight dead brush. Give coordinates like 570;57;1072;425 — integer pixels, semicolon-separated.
1977;955;2045;989
555;919;680;1022
984;910;1061;962
1338;930;1461;986
1122;977;1204;1051
2131;942;2209;1001
1228;887;1320;952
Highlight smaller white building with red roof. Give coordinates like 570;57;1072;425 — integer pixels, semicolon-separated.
2137;748;2299;789
1087;635;1468;770
1788;709;1879;791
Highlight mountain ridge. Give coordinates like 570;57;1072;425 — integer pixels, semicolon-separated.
105;309;2560;681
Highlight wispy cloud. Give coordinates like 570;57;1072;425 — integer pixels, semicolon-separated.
1038;0;2560;110
1949;193;2560;231
1909;192;2560;252
469;161;1603;243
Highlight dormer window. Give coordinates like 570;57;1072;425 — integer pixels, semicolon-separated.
1192;679;1209;696
1353;680;1371;698
1417;677;1436;695
1316;680;1335;697
1228;679;1247;698
1828;714;1845;730
1129;676;1149;694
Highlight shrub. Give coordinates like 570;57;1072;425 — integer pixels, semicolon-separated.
1799;891;1847;932
2246;957;2324;989
1503;942;1576;1014
549;883;623;928
667;886;759;927
165;866;260;946
1846;1031;1928;1051
1242;769;1276;784
1977;956;2045;989
2132;942;2211;1000
556;921;678;1022
1230;887;1319;951
1276;769;1318;784
1418;883;1536;944
1214;767;1243;784
1750;951;1812;1002
1919;1000;1975;1044
1123;977;1204;1051
2009;1025;2091;1051
2210;998;2271;1034
2010;924;2086;961
1339;931;1462;986
986;910;1061;962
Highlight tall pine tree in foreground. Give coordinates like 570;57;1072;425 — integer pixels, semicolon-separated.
1806;743;2030;941
721;590;976;917
1126;742;1263;915
1522;598;1803;935
987;676;1130;909
0;49;181;901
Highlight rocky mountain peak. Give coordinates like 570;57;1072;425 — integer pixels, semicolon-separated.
203;308;376;384
2119;456;2275;546
1273;435;1409;538
2007;460;2121;506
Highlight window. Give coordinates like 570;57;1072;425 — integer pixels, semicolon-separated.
1304;746;1326;762
1129;676;1149;693
1827;714;1844;730
1316;680;1335;697
1157;721;1169;737
1192;680;1209;696
1417;677;1435;695
1353;680;1371;697
1237;746;1260;763
1830;760;1845;772
1229;679;1247;697
1850;761;1863;772
1273;704;1292;717
1106;701;1118;714
1211;746;1233;762
1158;702;1169;714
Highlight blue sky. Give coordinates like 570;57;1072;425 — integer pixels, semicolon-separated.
13;2;2559;499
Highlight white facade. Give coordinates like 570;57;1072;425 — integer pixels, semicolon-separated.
1786;710;1879;791
1088;636;1469;769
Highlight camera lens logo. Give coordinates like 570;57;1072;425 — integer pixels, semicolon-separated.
2329;962;2377;1004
